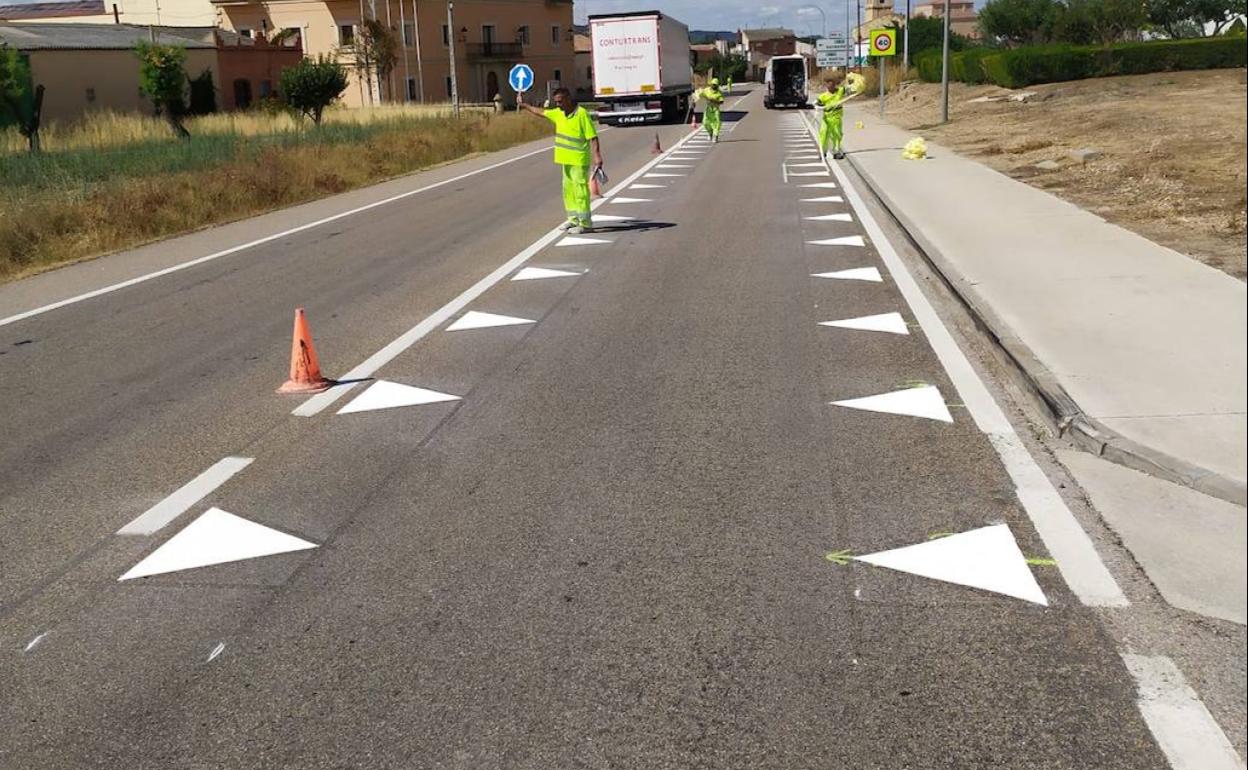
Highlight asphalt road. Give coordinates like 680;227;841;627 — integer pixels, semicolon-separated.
1;88;1175;768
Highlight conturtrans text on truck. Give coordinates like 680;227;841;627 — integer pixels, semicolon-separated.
590;11;693;126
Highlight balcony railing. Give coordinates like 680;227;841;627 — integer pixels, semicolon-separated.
465;42;524;59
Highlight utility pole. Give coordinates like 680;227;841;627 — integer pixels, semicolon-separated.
413;0;425;102
447;0;460;116
399;0;411;101
855;0;861;70
939;0;950;123
903;0;910;70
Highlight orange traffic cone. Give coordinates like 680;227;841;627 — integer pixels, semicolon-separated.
651;132;662;154
277;308;332;394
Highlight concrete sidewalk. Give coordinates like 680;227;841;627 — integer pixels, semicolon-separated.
840;104;1246;505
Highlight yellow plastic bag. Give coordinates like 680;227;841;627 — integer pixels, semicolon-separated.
902;137;928;160
845;72;867;96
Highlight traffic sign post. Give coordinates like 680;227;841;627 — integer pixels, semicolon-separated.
508;63;535;95
869;28;896;118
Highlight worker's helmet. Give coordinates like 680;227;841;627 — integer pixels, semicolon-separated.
710;77;720;87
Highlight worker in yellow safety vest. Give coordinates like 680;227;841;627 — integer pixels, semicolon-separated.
518;86;604;233
817;73;847;160
696;78;725;143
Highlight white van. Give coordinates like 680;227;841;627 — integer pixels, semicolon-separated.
764;54;808;109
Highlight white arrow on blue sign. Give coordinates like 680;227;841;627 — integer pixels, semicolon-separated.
508;64;535;93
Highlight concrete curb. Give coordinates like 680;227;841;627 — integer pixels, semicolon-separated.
844;150;1248;508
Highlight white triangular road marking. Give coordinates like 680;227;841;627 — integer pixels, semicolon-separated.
809;235;866;247
802;182;839;188
629;184;665;189
812;267;883;282
644;173;685;178
557;235;612;246
512;266;580;281
855;524;1048;605
787;162;827;168
446;310;534;332
657;163;693;168
831;384;953;423
119;508;317;581
801;196;844;203
789;171;830;177
819;312;909;335
338;380;461;414
805;213;854;222
592;214;634;222
610;197;653;203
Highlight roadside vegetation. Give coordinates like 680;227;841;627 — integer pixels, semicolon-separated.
0;107;548;280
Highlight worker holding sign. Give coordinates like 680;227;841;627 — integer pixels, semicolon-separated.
518;86;604;234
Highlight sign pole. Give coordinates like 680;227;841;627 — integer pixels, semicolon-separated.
879;55;885;118
939;0;951;123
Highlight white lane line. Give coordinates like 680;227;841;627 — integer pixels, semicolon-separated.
1122;654;1245;770
117;456;254;535
293;129;697;417
0;144;554;329
801;113;1128;607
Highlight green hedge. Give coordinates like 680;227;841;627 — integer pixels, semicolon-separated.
915;37;1245;89
916;50;942;82
982;37;1246;87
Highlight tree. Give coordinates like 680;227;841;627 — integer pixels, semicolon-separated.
1063;0;1148;43
347;19;399;103
977;0;1060;44
892;16;972;56
1149;0;1246;36
695;52;748;81
280;55;349;125
0;45;44;152
135;41;190;138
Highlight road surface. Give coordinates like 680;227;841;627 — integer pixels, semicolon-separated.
0;87;1220;769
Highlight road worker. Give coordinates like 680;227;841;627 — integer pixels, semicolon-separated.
817;73;847;160
696;78;725;143
518;87;604;234
726;76;734;94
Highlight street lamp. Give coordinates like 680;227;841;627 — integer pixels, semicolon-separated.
797;4;828;38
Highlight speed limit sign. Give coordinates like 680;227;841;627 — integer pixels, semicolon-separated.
869;28;897;57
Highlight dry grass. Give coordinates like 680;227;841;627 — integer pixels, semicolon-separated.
0;110;546;281
0;102;492;155
881;68;1248;279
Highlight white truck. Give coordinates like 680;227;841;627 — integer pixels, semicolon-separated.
589;11;694;126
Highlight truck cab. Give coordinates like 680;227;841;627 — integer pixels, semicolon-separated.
764;55;809;109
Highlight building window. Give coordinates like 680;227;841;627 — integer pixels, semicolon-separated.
237;27;253;38
445;75;453;97
517;24;529;45
85;87;96;103
339;24;355;46
482;24;496;44
402;22;414;46
441;23;449;46
550;24;560;45
553;68;562;83
586;66;592;80
259;79;272;98
407;77;418;100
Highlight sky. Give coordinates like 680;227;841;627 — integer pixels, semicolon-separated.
573;0;913;35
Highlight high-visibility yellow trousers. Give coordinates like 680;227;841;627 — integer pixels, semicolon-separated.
819;110;843;154
561;164;592;227
703;105;722;138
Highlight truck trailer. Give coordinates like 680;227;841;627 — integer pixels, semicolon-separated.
589;11;694;125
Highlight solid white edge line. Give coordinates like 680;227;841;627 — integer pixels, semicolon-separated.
800;112;1128;608
293;128;700;417
1122;654;1246;770
0;142;564;329
117;456;254;535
